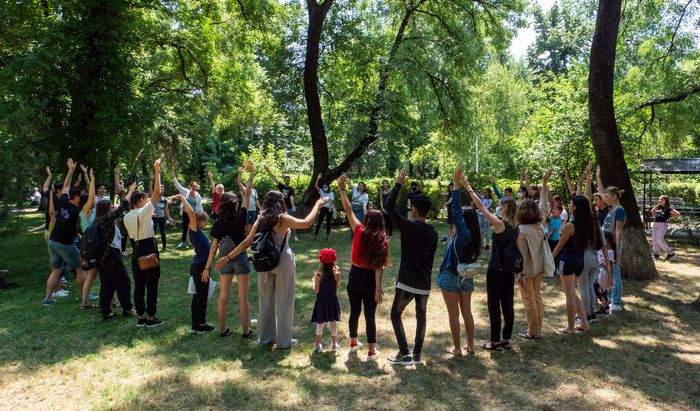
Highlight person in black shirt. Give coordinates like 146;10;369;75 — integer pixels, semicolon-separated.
405;172;424;222
205;162;256;338
384;169;438;366
43;159;86;305
264;165;299;241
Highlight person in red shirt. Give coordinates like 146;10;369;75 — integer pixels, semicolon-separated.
337;174;390;362
208;171;224;220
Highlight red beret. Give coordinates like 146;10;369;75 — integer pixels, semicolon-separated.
319;248;337;265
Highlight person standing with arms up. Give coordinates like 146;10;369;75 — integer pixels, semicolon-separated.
263;165;299;242
124;159;165;328
314;173;335;241
173;175;203;248
384;169;438;366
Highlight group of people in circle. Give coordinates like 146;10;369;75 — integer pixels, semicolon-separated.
36;156;681;365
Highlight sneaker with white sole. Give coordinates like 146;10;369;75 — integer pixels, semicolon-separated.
53;289;69;298
366;349;380;361
314;344;324;353
610;303;623;312
331;342;340;352
42;298;55;306
349;342;364;352
146;317;165;328
387;353;412;366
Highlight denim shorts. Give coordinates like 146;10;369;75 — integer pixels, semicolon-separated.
246;210;257;225
436;269;474;293
220;252;251;275
48;240;81;270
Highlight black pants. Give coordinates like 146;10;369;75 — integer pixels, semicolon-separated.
382;212;394;237
315;207;332;236
548;239;560;269
118;221;128;252
486;268;515;342
347;290;377;344
190;262;209;327
390;288;429;356
153;217;167;249
181;212;189;243
98;247;133;316
132;239;160;317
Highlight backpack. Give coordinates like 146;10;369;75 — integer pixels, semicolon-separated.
500;226;524;274
80;222;105;264
249;230;287;272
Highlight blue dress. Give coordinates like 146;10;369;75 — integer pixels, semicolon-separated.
311;275;341;323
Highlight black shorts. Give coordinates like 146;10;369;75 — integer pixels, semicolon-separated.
558;251;584;276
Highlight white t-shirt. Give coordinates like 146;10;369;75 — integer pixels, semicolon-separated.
124;201;155;240
319;190;335;209
248;188;258;211
350;186;368;208
559;209;569;234
110;223;122;249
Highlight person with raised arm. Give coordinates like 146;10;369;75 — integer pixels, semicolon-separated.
314;173;335;241
214;188;329;349
124;159;165;328
237;167;261;231
79;167;98;309
465;173;519;351
384;169;438;366
437;180;454;241
405;171;425;222
94;181;138;320
437;169;481;356
43;159;87;305
263;165;299;241
149;174;174;252
337;173;389;361
208;171;224;220
206;162;256;338
172;174;203;248
489;176;513;201
651;195;680;260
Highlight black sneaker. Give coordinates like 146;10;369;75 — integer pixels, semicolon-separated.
241;330;255;339
146;318;165;328
412;354;423;365
102;312;116;320
137;318;148;327
665;253;676;261
387;353;412;366
595;308;609;315
220;328;233;337
190;324;215;334
653;254;660;259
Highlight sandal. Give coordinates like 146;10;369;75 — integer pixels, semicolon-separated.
575;327;591;333
500;341;513;351
557;327;575;335
445;346;463;356
481;341;503;351
518;332;540;339
81;304;95;310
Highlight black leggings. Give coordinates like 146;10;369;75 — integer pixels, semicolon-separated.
98;247;133;316
315;207;332;236
486;268;515;342
382;212;394;237
153;217;167;249
181;212;189;243
190;262;209;327
347;290;377;344
390;288;429;356
132;239;160;317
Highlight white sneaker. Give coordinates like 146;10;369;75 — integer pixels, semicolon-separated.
53;289;69;298
349;342;364;352
331;342;340;352
314;344;324;353
610;304;623;312
294;236;299;242
121;251;129;256
177;242;186;248
366;349;380;361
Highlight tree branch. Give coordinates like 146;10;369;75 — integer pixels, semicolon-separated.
636;84;700;110
658;0;693;67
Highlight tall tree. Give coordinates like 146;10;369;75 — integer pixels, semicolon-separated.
588;0;656;280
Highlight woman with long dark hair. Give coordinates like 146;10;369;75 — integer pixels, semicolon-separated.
437;169;481;356
337;174;390;361
651;195;680;260
204;162;255;338
552;195;596;333
215;188;328;349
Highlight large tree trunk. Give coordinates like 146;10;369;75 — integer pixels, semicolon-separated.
301;2;423;206
588;0;656;280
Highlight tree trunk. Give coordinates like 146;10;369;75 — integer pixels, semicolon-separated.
588;0;656;280
301;2;422;207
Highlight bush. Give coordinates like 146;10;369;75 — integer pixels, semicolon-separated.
663;182;700;206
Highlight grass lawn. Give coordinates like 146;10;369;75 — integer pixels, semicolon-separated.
1;210;699;410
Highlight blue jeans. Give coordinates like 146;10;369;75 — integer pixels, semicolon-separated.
478;213;491;247
611;242;623;305
48;240;81;270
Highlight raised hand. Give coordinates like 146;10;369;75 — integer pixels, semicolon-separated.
208;171;213;178
338;174;347;190
67;158;76;170
80;164;87;173
489;176;495;184
46;166;51;175
154;158;161;172
396;168;407;186
115;165;121;175
454;168;463;187
544;169;553;180
244;160;254;174
586;160;592;174
317;172;322;180
89;168;94;180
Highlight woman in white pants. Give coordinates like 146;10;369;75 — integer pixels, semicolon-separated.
651;195;680;260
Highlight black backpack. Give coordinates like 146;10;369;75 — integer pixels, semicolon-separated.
80;222;105;264
500;226;524;274
249;230;287;272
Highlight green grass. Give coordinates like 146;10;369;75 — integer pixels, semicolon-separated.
1;211;699;410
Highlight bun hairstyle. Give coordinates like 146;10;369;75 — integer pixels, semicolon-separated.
603;186;624;198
